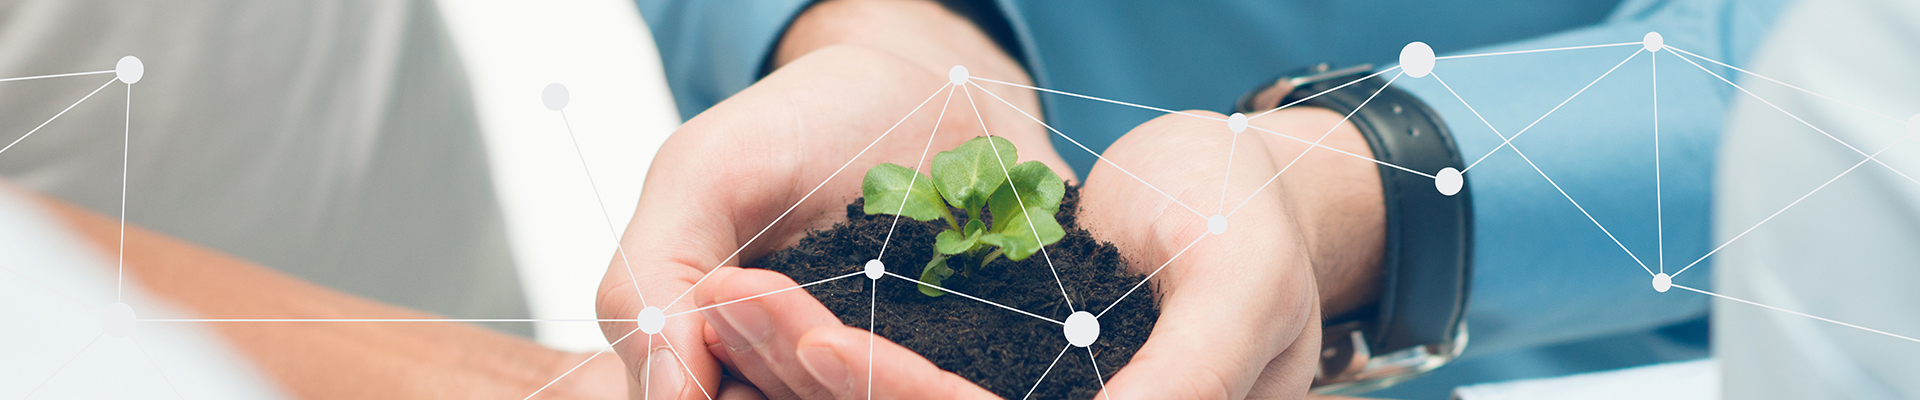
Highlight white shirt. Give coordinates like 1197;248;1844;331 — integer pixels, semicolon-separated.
1714;0;1920;397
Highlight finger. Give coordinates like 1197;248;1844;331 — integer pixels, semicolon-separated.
697;267;997;400
697;267;847;399
598;262;718;400
716;377;770;400
705;324;741;375
796;324;999;400
690;268;799;399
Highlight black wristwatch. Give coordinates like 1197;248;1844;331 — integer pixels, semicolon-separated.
1235;64;1474;394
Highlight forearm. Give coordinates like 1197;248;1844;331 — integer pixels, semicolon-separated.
775;0;1058;174
34;193;622;399
776;0;1023;83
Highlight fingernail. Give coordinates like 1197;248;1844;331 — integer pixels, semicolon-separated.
797;344;852;397
701;308;749;355
646;348;687;399
702;323;738;367
714;301;775;350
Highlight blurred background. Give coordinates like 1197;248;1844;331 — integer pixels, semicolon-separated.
0;1;680;397
0;0;681;352
0;0;1914;399
436;0;678;353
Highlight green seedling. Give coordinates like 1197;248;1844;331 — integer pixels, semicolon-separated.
862;136;1066;296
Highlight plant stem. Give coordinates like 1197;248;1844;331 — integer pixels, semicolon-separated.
979;248;1004;268
940;208;960;232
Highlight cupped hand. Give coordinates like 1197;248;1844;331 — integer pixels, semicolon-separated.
593;43;1064;400
1078;108;1384;399
691;107;1385;400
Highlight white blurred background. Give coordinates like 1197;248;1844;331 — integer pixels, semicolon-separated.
436;0;678;351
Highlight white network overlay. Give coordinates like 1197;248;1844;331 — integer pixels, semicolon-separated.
11;32;1920;399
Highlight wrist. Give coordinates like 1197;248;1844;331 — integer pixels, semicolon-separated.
770;0;1073;180
1250;107;1385;317
776;0;1026;87
538;351;629;400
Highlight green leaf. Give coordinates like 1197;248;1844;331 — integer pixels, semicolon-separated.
862;163;946;221
934;219;987;255
989;161;1066;233
931;136;1016;210
918;255;953;297
979;205;1065;261
983;161;1066;260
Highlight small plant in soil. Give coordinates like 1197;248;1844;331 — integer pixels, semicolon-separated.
752;135;1158;398
861;136;1066;296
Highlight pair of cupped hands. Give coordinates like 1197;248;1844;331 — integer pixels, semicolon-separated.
592;45;1382;400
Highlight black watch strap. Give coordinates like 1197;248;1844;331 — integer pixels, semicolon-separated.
1235;64;1473;393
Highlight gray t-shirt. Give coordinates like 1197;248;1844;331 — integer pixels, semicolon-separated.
0;0;529;334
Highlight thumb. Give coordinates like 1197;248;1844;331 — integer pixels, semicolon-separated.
598;261;725;400
1095;259;1323;400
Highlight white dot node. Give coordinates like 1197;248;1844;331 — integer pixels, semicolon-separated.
1643;32;1665;52
1207;214;1227;235
1227;113;1248;133
637;306;666;335
1652;273;1672;293
102;302;136;338
116;56;143;84
949;65;970;86
542;83;569;111
1907;114;1918;141
1434;167;1463;196
1400;42;1435;78
1064;311;1099;347
865;259;885;280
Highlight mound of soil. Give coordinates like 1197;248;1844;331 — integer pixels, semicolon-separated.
751;185;1159;399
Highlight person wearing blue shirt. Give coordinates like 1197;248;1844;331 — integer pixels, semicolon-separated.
600;0;1791;398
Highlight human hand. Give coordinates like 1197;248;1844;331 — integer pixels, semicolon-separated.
691;266;1002;400
690;263;1379;400
1076;108;1385;399
686;107;1385;400
593;43;1063;400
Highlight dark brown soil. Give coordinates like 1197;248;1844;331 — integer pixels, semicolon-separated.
750;185;1158;399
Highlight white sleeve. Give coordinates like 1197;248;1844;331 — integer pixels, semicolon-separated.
0;188;288;399
1713;0;1920;398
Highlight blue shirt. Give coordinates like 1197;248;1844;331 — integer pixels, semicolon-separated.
637;0;1790;396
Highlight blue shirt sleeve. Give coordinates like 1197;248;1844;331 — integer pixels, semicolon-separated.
635;0;813;122
1391;0;1789;356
